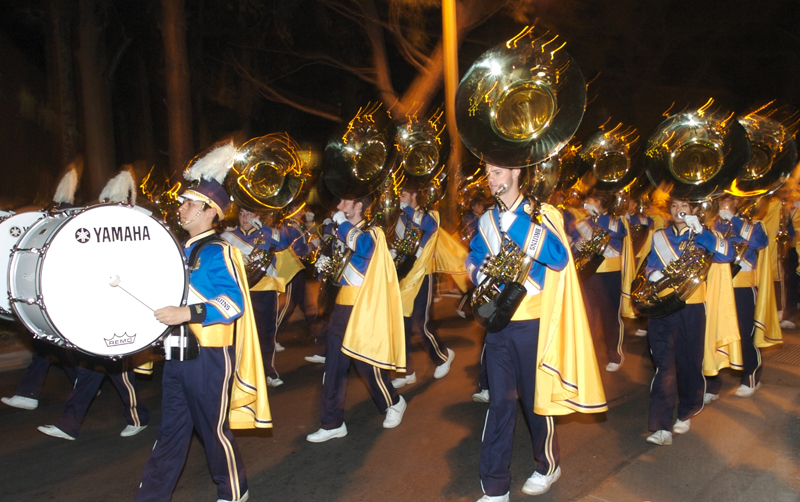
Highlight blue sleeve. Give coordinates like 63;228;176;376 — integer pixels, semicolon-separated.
402;207;438;249
738;219;769;251
337;222;375;260
506;216;568;271
598;214;627;239
466;230;489;284
198;245;245;326
286;224;310;256
254;225;288;252
696;230;735;263
645;230;664;275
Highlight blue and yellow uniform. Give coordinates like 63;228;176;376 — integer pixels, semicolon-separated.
137;229;264;502
644;223;734;434
225;224;288;381
276;218;315;344
570;212;628;367
394;205;452;381
466;195;568;497
707;215;769;394
317;219;404;431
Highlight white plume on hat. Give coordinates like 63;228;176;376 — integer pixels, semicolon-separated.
53;166;79;205
100;168;137;205
183;140;237;185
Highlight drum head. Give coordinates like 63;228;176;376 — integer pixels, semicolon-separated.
36;205;186;356
0;212;46;318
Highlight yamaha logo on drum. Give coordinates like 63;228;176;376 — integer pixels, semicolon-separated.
105;332;136;347
74;226;153;243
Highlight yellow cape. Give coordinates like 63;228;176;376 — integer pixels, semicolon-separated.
754;246;782;347
620;217;637;319
703;263;742;376
341;227;406;371
435;229;470;293
534;204;608;416
228;247;272;429
762;197;782;281
400;212;440;316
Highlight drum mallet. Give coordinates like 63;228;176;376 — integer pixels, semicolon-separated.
109;275;154;311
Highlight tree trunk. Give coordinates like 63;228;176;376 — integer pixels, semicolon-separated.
50;0;79;168
78;0;115;198
161;0;194;178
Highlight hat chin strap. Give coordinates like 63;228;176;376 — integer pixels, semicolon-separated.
180;206;205;228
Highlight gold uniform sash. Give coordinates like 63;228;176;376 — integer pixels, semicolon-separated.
619;217;637;319
703;263;742;375
754;246;782;347
534;204;608;416
341;227;406;371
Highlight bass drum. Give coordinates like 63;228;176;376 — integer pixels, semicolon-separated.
8;204;188;357
0;211;47;320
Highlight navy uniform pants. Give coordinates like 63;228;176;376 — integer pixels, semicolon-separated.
277;271;315;339
403;275;449;374
251;290;279;379
783;248;798;320
480;318;559;497
54;362;148;438
647;303;706;431
13;342;77;399
707;286;761;395
136;346;246;502
582;270;624;364
319;304;399;430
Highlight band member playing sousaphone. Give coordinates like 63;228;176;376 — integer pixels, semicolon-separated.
704;111;795;401
306;104;408;443
634;105;748;446
457;27;606;502
136;141;270;502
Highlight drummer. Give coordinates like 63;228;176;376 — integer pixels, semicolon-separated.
136;143;269;502
36;169;150;441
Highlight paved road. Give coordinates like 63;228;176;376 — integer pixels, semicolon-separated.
1;292;798;502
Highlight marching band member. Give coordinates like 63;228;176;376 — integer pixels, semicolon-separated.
274;204;318;356
705;195;775;400
136;144;270;502
390;183;455;388
306;193;407;443
468;164;606;501
643;198;734;446
37;169;150;441
570;190;631;371
227;207;288;387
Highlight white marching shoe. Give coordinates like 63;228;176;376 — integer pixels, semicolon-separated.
780;319;796;329
274;342;285;352
383;396;407;428
38;425;76;441
433;348;455;379
476;493;509;502
306;423;348;443
735;382;760;397
472;389;490;403
304;354;326;364
672;418;690;435
266;376;284;388
1;395;38;410
634;328;648;337
521;466;561;495
646;430;672;445
703;392;719;404
391;372;417;389
120;424;148;437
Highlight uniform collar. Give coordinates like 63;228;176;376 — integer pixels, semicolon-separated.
671;224;692;236
239;226;258;236
185;229;216;248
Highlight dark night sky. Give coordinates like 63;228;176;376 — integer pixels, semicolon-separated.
0;0;797;204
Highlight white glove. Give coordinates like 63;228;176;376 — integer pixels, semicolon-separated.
583;203;600;216
332;211;347;224
249;217;263;229
649;270;664;282
399;202;409;210
315;254;330;273
683;214;703;234
310;237;321;249
500;212;517;232
322;218;333;226
718;209;734;221
389;248;398;259
475;271;487;285
305;211;315;223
